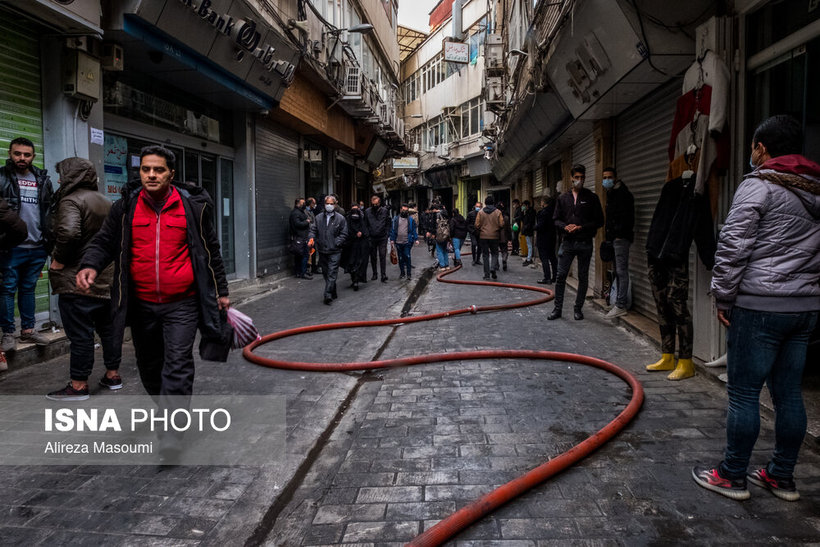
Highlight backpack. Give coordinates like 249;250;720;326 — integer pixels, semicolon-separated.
435;214;450;243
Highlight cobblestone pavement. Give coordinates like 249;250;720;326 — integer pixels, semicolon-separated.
0;245;818;545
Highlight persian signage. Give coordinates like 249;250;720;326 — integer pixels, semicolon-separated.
443;41;469;63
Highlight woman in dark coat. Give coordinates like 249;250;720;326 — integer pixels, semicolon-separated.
343;204;370;290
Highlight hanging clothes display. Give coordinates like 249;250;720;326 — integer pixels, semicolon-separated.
667;50;731;213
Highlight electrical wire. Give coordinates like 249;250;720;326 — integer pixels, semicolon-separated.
628;0;668;76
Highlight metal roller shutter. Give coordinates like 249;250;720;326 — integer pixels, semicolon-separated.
615;80;681;320
570;134;598;291
255;119;300;276
0;10;43;162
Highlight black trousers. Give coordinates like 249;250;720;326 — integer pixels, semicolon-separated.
130;296;199;396
553;239;593;312
537;236;557;281
469;233;481;263
59;294;121;382
369;238;387;277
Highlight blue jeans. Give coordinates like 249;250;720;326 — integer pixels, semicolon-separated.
524;236;533;260
719;307;818;480
452;238;464;261
396;242;412;275
0;246;48;332
435;242;449;267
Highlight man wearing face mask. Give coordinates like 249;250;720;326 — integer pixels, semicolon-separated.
549;164;604;321
309;195;348;305
602;167;634;319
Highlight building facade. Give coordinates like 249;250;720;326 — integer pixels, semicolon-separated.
0;0;405;327
486;0;820;362
399;0;497;215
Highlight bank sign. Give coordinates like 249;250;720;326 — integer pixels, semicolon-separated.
129;0;301;103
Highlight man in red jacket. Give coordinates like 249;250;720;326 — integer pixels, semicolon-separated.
77;146;230;399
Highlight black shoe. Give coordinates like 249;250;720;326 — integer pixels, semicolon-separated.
475;261;483;265
46;383;89;401
352;283;359;291
574;310;584;320
398;273;405;279
547;310;561;320
99;374;123;390
371;273;378;281
537;278;549;284
491;271;497;279
381;276;388;282
331;291;338;299
303;273;313;280
502;261;507;271
483;275;490;280
323;297;332;305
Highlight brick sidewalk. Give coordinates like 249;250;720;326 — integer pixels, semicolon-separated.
1;245;818;545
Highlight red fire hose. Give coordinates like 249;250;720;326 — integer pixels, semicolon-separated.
244;264;645;545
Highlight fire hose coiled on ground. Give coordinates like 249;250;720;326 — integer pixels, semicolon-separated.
244;264;645;546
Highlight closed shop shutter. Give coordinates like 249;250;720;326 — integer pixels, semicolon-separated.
615;80;681;320
534;167;544;196
255;119;300;276
570;133;598;290
0;10;43;161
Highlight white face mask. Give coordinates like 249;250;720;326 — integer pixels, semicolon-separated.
572;179;584;189
325;204;335;213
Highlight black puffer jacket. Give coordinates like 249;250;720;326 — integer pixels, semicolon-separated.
448;213;469;240
49;158;113;297
0;158;54;251
80;179;229;341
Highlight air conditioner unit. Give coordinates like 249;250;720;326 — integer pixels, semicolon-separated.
379;103;389;125
485;34;504;71
343;65;362;96
413;143;420;153
484;76;504;104
437;144;449;157
425;146;437;153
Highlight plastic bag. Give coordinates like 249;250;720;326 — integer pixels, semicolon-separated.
226;307;261;349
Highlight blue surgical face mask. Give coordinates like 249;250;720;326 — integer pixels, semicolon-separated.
325;204;335;213
475;206;481;211
602;178;615;190
749;157;757;170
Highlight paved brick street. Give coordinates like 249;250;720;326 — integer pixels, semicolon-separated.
1;245;819;545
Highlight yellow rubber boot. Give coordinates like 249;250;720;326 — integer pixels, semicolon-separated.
668;358;695;381
646;353;675;372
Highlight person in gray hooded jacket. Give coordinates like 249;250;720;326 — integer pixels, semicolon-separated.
692;115;820;502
